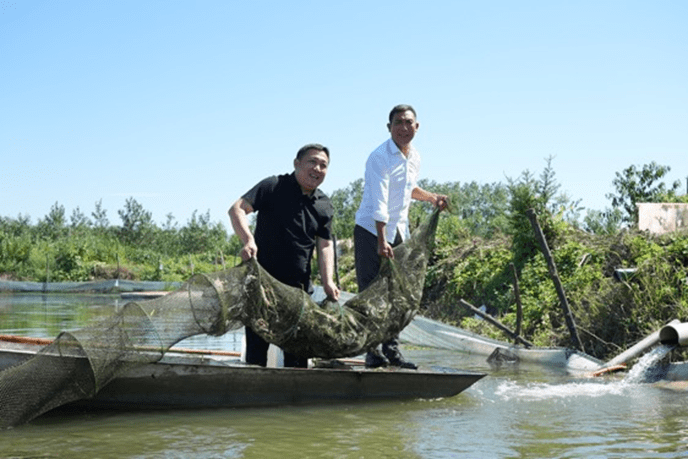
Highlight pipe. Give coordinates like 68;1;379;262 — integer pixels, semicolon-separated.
604;319;680;368
659;322;688;347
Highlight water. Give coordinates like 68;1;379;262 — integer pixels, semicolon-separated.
623;345;675;384
2;293;688;458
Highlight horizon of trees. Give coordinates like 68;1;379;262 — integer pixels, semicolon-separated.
1;159;686;282
3;160;686;240
4;160;686;231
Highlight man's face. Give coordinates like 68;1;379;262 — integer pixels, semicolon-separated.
294;149;329;193
388;110;419;149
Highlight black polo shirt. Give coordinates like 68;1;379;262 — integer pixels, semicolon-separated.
242;172;334;290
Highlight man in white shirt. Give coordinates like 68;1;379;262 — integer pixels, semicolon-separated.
354;104;448;369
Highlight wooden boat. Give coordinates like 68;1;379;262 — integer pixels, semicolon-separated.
0;336;486;411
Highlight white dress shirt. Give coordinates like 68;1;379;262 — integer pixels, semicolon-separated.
355;138;421;242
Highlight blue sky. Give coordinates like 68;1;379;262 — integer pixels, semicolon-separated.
2;1;687;232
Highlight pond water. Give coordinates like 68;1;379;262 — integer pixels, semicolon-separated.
1;293;687;458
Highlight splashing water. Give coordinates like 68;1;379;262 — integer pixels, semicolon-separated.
495;379;625;401
495;344;676;401
622;344;674;384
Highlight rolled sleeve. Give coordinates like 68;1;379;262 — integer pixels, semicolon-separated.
367;155;390;223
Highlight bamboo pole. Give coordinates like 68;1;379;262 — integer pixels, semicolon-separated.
510;263;523;344
43;254;49;293
0;334;368;366
0;334;242;357
525;208;583;351
458;299;533;348
333;235;341;289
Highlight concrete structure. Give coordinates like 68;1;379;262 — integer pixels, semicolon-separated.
637;203;688;235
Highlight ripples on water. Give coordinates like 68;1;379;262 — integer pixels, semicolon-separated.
2;294;688;458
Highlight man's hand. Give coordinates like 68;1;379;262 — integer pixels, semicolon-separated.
324;280;340;301
229;198;259;262
239;240;258;262
432;193;450;211
378;239;395;259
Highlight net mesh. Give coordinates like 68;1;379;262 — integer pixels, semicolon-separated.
0;209;439;429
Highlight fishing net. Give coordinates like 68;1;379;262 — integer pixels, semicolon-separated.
0;209;439;429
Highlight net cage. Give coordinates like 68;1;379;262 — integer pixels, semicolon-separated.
0;209;439;429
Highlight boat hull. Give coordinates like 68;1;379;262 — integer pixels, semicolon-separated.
90;362;483;410
0;340;485;411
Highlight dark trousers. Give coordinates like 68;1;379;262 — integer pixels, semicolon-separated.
354;225;402;291
354;225;403;350
245;326;308;368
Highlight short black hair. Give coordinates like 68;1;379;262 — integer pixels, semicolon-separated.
296;143;330;161
388;104;417;124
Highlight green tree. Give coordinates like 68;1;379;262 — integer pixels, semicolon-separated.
152;213;181;255
506;157;570;270
179;210;228;254
0;229;32;273
606;162;682;225
70;207;91;229
91;199;109;229
45;202;66;228
0;214;32;238
406;179;508;237
446;181;510;238
117;197;154;245
583;208;624;235
329;178;363;240
36;202;67;240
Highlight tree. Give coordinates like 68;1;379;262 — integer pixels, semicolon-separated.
179;210;227;254
36;202;67;240
0;214;31;238
163;213;177;232
91;199;109;229
70;207;91;229
118;197;154;245
583;208;624;235
506;157;571;269
606;162;681;225
442;180;510;238
45;202;66;228
329;178;364;241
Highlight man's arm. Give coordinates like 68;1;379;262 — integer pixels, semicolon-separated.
412;187;449;210
375;220;395;260
228;198;258;262
377;188;448;260
316;237;340;300
365;154;391;226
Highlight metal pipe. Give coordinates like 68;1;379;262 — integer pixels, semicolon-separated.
604;319;680;368
659;322;688;347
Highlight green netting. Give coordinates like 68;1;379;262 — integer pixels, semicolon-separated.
0;209;439;429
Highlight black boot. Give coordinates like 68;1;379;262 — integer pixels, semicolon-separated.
365;349;388;368
382;340;417;370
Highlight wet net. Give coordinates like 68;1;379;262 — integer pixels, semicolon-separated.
0;209;439;429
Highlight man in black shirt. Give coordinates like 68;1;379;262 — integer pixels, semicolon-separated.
228;143;340;368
